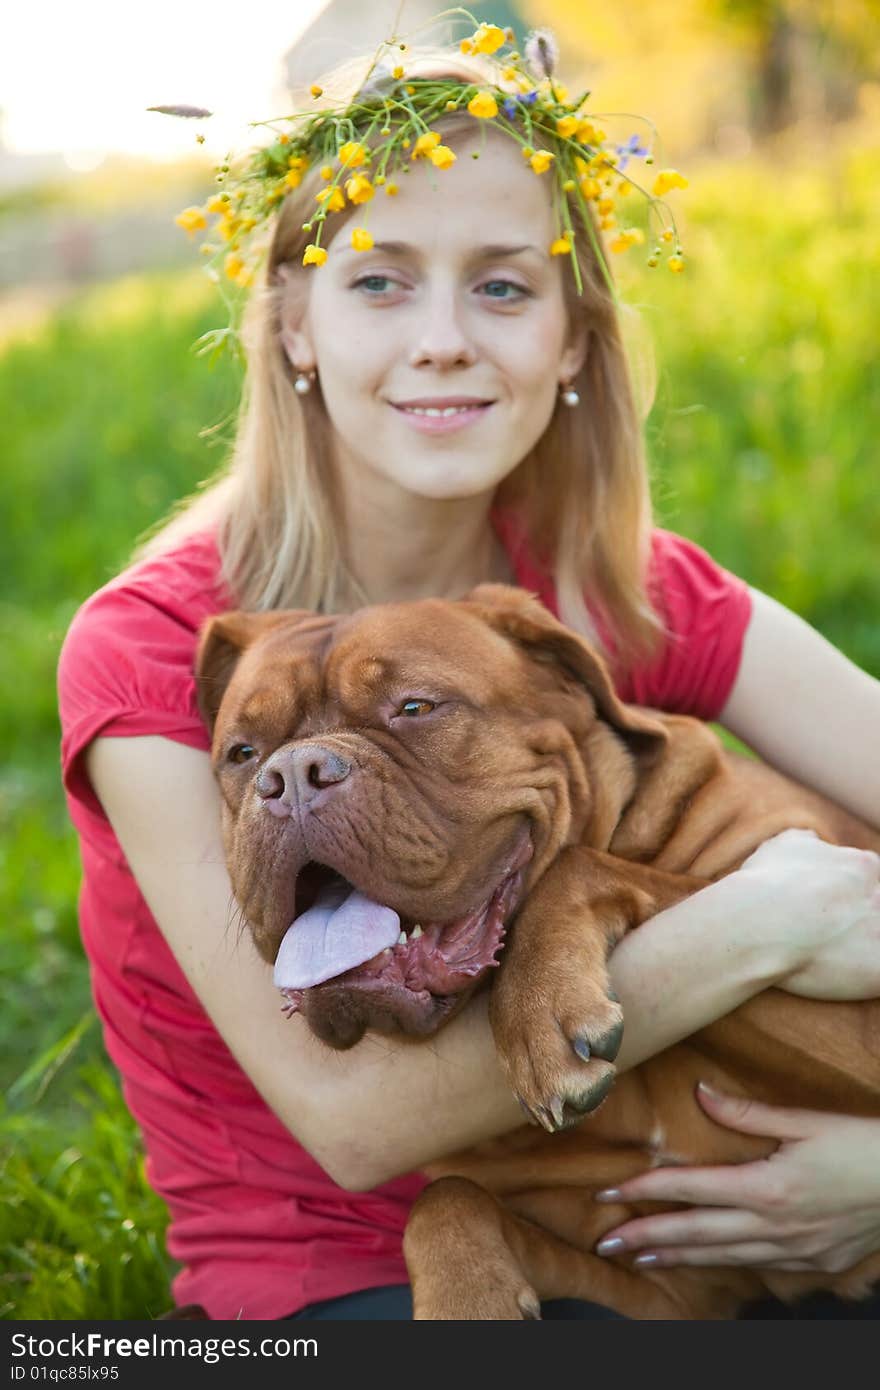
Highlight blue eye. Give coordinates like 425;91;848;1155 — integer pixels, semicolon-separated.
351;276;529;300
354;274;395;294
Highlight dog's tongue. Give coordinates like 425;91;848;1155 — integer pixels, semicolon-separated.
273;876;401;990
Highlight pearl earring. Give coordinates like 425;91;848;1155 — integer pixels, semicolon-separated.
294;370;315;395
560;381;580;408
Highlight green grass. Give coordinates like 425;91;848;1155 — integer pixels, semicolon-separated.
1;134;878;1319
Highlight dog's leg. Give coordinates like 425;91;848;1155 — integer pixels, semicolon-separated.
490;845;697;1128
404;1176;696;1319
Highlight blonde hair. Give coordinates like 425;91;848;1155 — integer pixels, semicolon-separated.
137;44;664;663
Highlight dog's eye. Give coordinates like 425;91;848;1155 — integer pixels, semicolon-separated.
398;699;436;718
228;743;257;764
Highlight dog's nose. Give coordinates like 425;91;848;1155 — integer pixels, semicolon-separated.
255;744;353;806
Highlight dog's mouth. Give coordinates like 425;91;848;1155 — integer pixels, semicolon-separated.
273;832;533;1027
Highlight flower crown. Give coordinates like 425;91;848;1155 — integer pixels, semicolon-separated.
158;8;687;363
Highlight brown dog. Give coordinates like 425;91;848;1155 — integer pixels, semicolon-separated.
196;583;880;1319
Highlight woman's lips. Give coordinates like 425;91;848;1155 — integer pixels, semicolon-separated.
391;402;494;434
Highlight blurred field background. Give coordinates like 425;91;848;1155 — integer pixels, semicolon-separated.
1;0;878;1318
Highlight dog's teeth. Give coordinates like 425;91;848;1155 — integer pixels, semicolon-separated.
397;930;407;945
411;924;423;939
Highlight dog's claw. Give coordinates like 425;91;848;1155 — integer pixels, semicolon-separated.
573;1036;591;1062
549;1095;565;1130
519;1290;542;1319
576;1069;615;1114
592;1017;624;1063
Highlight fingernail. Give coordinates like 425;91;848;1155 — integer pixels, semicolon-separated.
594;1188;621;1202
634;1252;658;1266
596;1236;625;1256
697;1080;721;1100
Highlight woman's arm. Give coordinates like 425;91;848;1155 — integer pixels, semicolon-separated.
593;590;880;1274
85;733;876;1192
719;586;880;825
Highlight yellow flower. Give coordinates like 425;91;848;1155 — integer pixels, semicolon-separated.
411;131;442;159
661;229;675;243
338;141;369;169
555;116;580;140
316;186;346;212
617;181;632;197
206;195;229;214
530;150;555;174
351;228;374;252
429;144;456;170
609;228;646;253
562;179;575;192
385;182;399;196
667;255;685;272
502;67;518;81
344;173;374;204
302;244;328;267
392;65;404;78
598;197;615;216
285;169;303;189
549;238;572;256
288;154;309;171
217;215;241;242
467;91;499;119
320;164;333;181
576;120;606;145
521;146;534;159
578;177;600;200
459;39;474;54
278;134;290;145
470;23;506;55
653;169;689;196
175;206;207;235
224;254;244;280
310;84;323;98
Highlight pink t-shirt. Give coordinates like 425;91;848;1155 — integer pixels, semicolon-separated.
56;506;752;1320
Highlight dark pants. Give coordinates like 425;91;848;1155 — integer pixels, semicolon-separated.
289;1282;880;1320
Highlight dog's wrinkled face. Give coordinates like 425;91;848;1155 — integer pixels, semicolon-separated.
196;584;662;1048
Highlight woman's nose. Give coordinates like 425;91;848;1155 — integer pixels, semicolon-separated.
409;282;477;366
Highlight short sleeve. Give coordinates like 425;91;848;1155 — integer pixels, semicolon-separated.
622;530;753;720
57;583;211;828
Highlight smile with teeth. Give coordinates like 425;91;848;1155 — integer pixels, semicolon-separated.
397;403;490;417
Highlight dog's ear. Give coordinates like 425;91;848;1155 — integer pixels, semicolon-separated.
195;609;311;733
462;582;667;747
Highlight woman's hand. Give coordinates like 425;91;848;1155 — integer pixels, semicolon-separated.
594;1084;880;1273
736;829;880;999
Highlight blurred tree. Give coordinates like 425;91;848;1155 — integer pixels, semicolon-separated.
524;0;880;146
714;0;880;133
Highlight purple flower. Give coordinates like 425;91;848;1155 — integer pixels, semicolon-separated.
522;90;538;105
616;133;649;171
502;98;519;120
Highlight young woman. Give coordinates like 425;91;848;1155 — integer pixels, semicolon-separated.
57;41;880;1320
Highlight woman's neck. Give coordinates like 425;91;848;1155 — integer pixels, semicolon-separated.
338;489;515;608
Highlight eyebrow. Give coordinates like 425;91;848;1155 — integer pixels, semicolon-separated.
336;241;546;262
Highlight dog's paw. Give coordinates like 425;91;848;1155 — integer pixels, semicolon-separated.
493;981;624;1131
413;1274;541;1321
